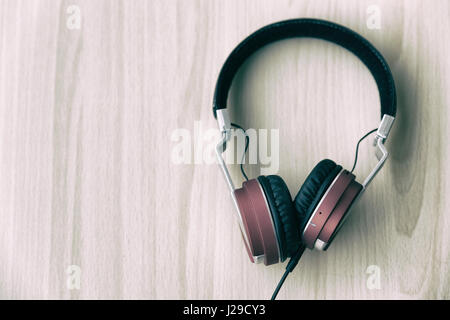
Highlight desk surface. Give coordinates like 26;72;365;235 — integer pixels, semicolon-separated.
0;0;449;299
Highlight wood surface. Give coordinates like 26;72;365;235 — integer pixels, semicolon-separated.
0;0;449;299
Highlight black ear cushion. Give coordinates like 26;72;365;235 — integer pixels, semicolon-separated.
258;175;300;261
294;159;342;231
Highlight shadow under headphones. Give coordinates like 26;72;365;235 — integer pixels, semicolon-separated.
212;19;397;299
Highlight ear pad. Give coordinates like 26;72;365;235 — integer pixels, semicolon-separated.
294;159;342;231
257;175;300;261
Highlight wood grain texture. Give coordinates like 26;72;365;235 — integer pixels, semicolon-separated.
0;0;449;299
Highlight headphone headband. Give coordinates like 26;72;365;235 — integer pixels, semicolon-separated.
212;18;397;120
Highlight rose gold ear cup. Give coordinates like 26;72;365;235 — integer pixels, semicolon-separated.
302;170;362;250
318;179;362;247
234;179;280;265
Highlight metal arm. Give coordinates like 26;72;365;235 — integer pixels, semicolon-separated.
362;115;395;189
215;110;235;193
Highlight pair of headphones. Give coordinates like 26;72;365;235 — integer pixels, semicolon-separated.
213;19;397;270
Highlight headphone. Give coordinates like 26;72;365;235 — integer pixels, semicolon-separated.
212;19;397;297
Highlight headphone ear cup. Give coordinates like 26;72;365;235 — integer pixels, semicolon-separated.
294;160;342;232
258;175;301;261
234;179;280;265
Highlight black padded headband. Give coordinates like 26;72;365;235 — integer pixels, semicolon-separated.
212;18;397;119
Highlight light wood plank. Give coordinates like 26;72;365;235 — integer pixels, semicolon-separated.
0;0;449;299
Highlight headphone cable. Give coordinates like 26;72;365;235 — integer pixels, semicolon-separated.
271;244;306;300
231;123;250;181
351;128;378;173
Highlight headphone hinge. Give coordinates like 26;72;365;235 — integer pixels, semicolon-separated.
216;109;232;133
375;115;395;142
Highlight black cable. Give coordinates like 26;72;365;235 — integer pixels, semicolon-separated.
231;123;249;181
271;270;289;300
271;244;306;300
351;128;378;173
